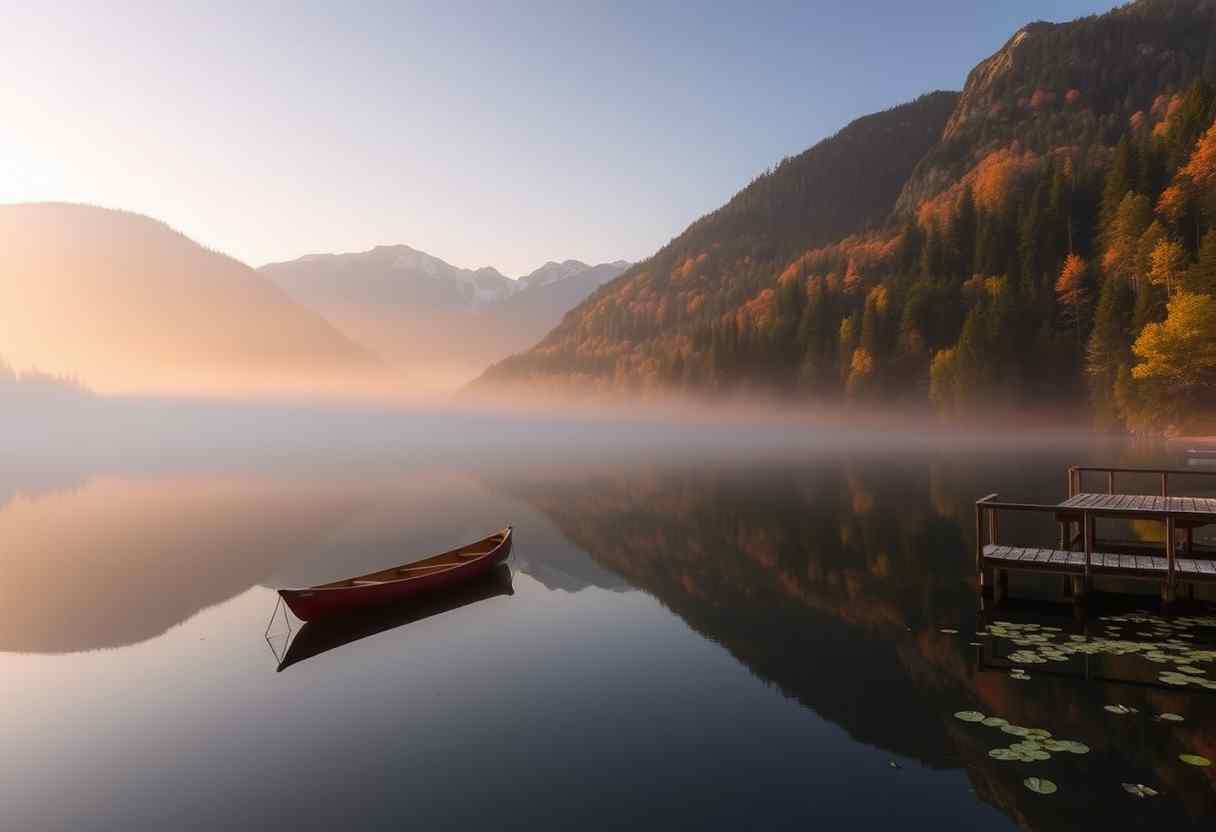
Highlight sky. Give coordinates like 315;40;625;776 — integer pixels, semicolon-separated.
0;0;1115;277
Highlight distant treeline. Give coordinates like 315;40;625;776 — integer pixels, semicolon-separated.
0;359;91;400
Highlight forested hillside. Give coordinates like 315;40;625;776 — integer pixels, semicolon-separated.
478;0;1216;433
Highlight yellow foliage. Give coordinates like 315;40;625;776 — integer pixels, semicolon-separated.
1132;292;1216;386
1148;238;1187;295
866;285;888;313
838;317;854;346
850;347;874;375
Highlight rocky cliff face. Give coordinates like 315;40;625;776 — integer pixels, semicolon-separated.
896;1;1216;214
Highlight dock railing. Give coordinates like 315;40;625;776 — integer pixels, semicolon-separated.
974;493;1184;598
1067;465;1216;499
975;494;1104;587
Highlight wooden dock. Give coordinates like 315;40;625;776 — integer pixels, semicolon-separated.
976;465;1216;602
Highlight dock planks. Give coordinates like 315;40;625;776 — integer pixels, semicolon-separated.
977;465;1216;601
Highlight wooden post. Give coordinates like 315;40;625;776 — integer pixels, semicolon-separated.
1164;516;1176;603
974;500;983;588
1162;472;1169;497
1082;510;1093;594
1070;575;1086;599
1107;471;1114;494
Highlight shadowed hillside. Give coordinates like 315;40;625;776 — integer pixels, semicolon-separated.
0;204;382;396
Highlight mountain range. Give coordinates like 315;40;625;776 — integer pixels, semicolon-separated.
0;203;626;397
260;248;630;392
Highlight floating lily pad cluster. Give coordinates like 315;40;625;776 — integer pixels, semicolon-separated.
1122;782;1159;798
977;614;1216;690
1024;776;1057;795
954;711;1089;762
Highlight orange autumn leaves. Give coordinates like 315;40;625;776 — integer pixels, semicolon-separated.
917;147;1040;229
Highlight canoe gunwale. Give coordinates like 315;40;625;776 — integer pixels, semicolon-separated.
278;527;511;595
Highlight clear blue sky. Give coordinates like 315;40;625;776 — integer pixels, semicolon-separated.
0;0;1114;276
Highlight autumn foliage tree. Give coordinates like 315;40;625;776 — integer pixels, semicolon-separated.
1148;238;1188;297
1055;254;1089;350
1129;292;1216;431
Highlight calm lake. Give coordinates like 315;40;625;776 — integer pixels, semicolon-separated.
2;416;1214;830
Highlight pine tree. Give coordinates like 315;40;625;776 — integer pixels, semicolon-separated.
1086;274;1134;425
1188;228;1216;294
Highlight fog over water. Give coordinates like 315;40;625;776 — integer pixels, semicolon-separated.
3;393;1214;830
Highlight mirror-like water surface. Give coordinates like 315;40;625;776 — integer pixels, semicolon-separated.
3;432;1214;830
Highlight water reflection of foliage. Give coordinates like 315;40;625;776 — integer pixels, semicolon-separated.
498;459;1216;830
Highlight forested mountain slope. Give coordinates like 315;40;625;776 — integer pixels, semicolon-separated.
477;91;960;389
478;0;1216;433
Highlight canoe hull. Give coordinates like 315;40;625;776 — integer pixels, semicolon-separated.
279;529;512;622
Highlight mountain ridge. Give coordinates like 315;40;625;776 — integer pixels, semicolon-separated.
261;245;631;392
473;0;1216;434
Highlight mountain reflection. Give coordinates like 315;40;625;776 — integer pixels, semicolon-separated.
0;467;615;653
489;459;1216;830
0;476;367;652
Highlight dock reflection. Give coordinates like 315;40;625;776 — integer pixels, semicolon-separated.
268;565;514;671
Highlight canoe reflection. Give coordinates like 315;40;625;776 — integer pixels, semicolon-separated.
268;564;514;672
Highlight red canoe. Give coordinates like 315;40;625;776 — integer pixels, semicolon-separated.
278;527;513;621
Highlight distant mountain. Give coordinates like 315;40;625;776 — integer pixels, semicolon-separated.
262;244;516;311
475;0;1216;434
517;259;629;291
261;248;628;392
0;204;380;396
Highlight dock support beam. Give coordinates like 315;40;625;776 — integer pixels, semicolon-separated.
1070;575;1087;599
1164;516;1176;604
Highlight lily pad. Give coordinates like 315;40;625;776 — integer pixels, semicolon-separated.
1180;754;1212;767
1023;777;1057;795
1122;783;1158;798
988;748;1017;761
1158;713;1185;722
1001;725;1030;737
1104;704;1136;715
981;717;1008;728
954;710;986;723
940;628;959;634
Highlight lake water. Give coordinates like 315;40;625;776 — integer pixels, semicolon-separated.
2;419;1215;830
